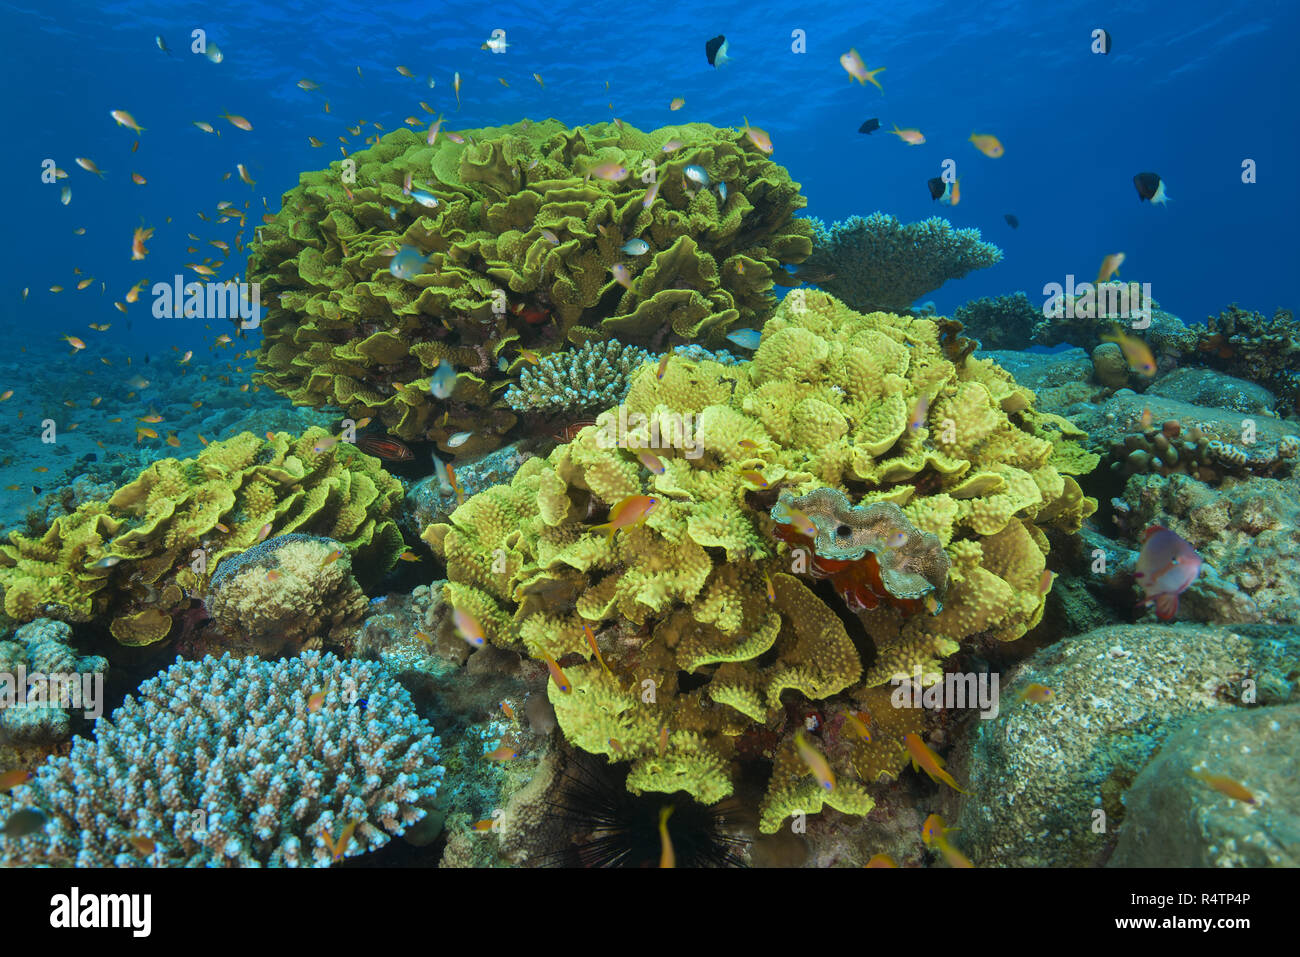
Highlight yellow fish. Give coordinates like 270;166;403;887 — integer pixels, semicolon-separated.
1099;324;1156;377
591;494;658;542
794;729;835;792
968;132;1004;158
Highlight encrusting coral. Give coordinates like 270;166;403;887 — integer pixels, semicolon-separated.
203;534;370;656
0;652;444;867
425;289;1096;832
1197;305;1300;415
800;213;1003;313
504;339;653;415
249;118;813;456
0;428;405;646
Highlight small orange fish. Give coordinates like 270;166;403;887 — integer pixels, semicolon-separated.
137;413;163;423
321;548;344;566
472;818;495;832
166;433;180;448
1188;769;1258;805
591;494;658;542
844;710;872;740
307;691;326;713
840;49;886;90
62;335;86;351
258;522;273;541
583;623;613;676
453;607;485;647
889;125;925;145
0;769;32;791
220;111;253;131
127;834;156;856
501;700;517;721
131;172;147;185
794;729;835;792
135;427;158;441
542;652;571;693
1015;682;1055;704
658;725;669;756
922;813;973;867
773;500;817;539
266;570;282;582
0;390;12;401
397;550;421;562
1140;406;1154;430
1096;252;1125;285
484;744;518;762
131;226;154;260
742;116;773;153
865;853;898;868
740;468;769;488
323;820;358;861
635;449;666;474
657;353;671;379
908;394;930;432
904;733;967;794
1100;324;1156;377
968;132;1004;158
75;156;106;178
215;522;230;533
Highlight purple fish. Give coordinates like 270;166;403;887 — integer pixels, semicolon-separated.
1134;526;1202;621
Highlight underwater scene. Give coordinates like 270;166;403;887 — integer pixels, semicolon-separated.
0;0;1296;877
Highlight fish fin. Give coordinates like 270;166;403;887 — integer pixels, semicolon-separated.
1154;592;1179;621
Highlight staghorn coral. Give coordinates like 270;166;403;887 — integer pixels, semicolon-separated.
0;428;405;645
1197;305;1300;415
505;339;653;414
425;290;1096;832
0;618;106;748
203;534;369;656
952;292;1040;351
249;118;813;455
800;213;1003;313
0;652;444;867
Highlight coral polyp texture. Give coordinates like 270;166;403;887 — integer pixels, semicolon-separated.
799;213;1003;314
0;652;445;867
0;618;107;747
0;428;405;645
504;338;653;415
1197;305;1300;415
952;291;1040;351
248;118;813;453
425;290;1097;831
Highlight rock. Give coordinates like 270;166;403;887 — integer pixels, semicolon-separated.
1147;367;1276;415
1091;342;1130;390
1109;705;1300;867
950;623;1300;867
982;347;1103;412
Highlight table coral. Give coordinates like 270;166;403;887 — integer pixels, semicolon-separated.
0;652;444;867
249;118;813;454
0;428;405;646
799;213;1003;313
425;289;1097;832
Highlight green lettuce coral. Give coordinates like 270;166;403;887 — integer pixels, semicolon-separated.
424;290;1097;832
0;428;405;646
249;118;813;455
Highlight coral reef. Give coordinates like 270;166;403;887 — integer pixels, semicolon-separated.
425;290;1096;832
504;339;652;414
0;618;106;748
248;118;814;454
399;441;536;538
1198;305;1300;415
1114;471;1300;624
1109;705;1300;867
800;213;1003;313
1145;367;1276;415
0;428;405;646
0;652;445;867
203;534;369;656
981;348;1104;411
952;292;1039;351
950;623;1299;867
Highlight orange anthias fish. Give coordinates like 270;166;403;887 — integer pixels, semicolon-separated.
220;111;253;131
307;691;326;713
484;744;518;762
1100;323;1156;376
592;494;659;542
968;132;1004;158
742;116;773;153
131;226;154;260
922;813;973;868
890;124;925;145
865;853;897;868
323;821;358;861
110;109;145;133
1015;682;1055;704
453;607;485;647
903;732;967;794
794;729;835;792
0;769;33;791
583;623;613;676
772;499;817;539
1096;252;1126;285
1188;769;1258;805
541;652;572;693
658;806;675;868
1134;526;1202;621
839;48;886;91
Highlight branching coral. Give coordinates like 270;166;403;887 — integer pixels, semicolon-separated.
0;428;405;645
0;619;107;747
952;292;1040;351
249;118;813;454
504;339;653;414
425;290;1096;831
800;213;1003;313
0;652;444;867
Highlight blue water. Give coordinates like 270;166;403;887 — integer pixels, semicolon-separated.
1;0;1295;355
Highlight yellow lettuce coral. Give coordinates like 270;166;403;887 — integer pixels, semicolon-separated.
0;428;405;645
427;289;1096;830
